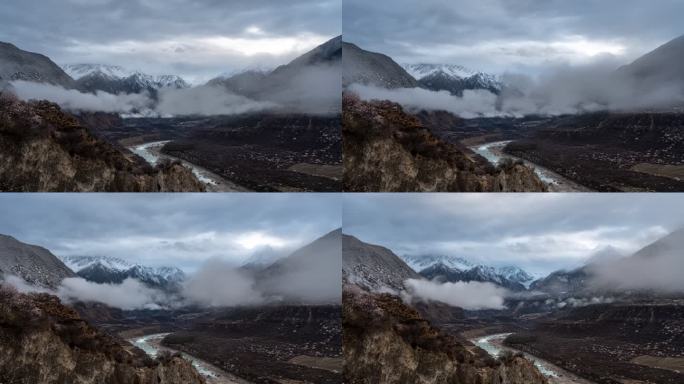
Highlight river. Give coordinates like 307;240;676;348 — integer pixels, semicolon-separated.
129;141;250;192
130;333;249;384
470;141;590;192
472;333;594;384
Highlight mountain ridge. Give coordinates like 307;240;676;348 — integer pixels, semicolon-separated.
0;234;76;288
0;41;76;89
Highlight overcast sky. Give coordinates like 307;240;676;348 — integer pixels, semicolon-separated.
343;0;684;75
0;0;341;84
343;194;684;276
0;194;340;272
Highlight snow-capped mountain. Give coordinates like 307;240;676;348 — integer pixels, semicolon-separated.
497;266;536;288
401;254;534;291
62;64;190;95
60;255;185;290
403;63;503;96
63;64;135;80
400;254;473;273
419;262;532;291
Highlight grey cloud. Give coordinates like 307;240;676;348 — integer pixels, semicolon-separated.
344;0;684;74
404;279;508;310
182;259;265;307
11;81;154;114
588;234;684;293
155;85;278;116
58;277;167;310
0;0;340;80
350;59;684;118
0;194;341;271
343;194;684;275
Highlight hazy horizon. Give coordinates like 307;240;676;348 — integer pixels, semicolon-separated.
343;0;684;76
0;194;341;273
0;0;341;84
343;194;684;276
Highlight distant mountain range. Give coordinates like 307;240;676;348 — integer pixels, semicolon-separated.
341;41;502;96
60;255;185;291
344;34;684;102
403;63;503;96
532;228;684;296
209;35;342;113
1;36;341;114
63;64;190;95
401;254;535;291
342;236;536;293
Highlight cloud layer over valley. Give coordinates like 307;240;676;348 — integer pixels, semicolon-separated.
350;61;684;118
0;0;341;83
404;279;508;310
10;81;279;116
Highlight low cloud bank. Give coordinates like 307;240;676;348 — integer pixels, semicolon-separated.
350;64;684;118
404;278;508;310
156;85;277;116
9;81;277;116
2;237;341;310
57;277;167;310
9;63;341;116
182;259;264;307
11;81;152;113
349;84;499;119
1;275;166;310
588;248;684;293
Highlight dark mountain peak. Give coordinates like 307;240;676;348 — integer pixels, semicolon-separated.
618;34;684;87
256;229;341;303
342;41;418;88
342;234;420;292
0;41;76;88
283;35;342;69
0;234;76;288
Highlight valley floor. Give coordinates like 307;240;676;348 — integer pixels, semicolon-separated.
128;140;251;192
469;140;592;192
470;333;595;384
128;333;250;384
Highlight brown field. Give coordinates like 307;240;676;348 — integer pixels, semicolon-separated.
631;355;684;373
631;163;684;180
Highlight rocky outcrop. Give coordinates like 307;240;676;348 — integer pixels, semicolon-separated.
343;286;547;384
0;285;205;384
0;94;205;191
343;94;546;192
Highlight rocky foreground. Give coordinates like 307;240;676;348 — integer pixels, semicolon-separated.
0;284;205;384
0;93;204;192
343;285;548;384
342;94;546;192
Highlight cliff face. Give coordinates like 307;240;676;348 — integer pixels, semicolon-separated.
343;286;547;384
0;94;205;192
0;285;205;384
342;95;546;192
